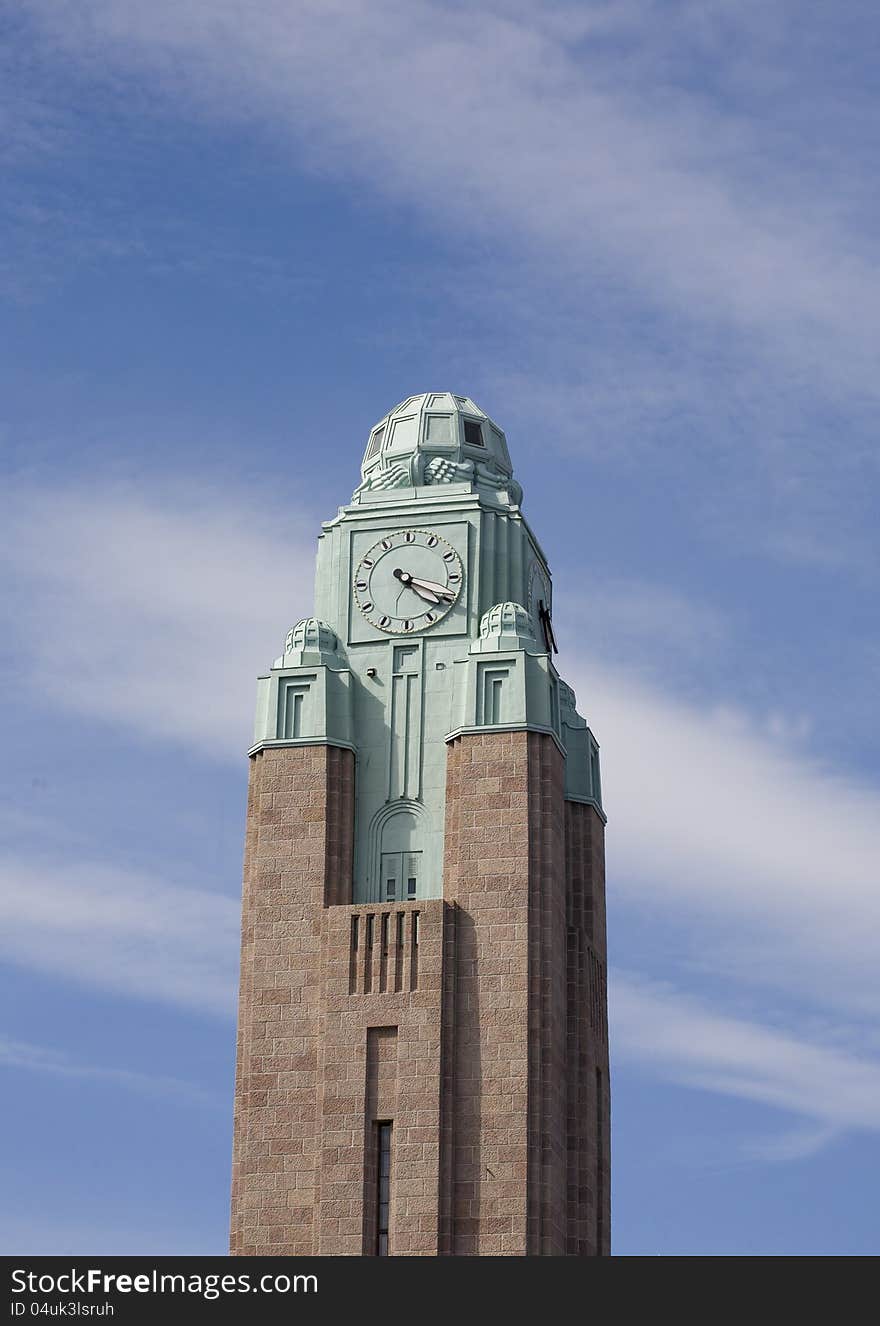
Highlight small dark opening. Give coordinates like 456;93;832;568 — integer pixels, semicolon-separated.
463;419;484;447
376;1121;392;1256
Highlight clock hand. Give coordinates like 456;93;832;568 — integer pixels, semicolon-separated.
538;600;558;653
406;574;455;602
413;585;441;604
392;568;441;604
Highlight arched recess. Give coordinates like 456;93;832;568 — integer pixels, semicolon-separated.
357;799;431;904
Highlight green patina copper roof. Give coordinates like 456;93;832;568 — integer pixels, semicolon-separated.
355;392;520;502
471;601;537;653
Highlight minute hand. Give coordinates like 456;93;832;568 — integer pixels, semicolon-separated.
409;575;455;602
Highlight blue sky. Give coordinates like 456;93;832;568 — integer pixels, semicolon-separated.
2;1;878;1255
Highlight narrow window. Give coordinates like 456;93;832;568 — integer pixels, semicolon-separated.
596;1067;605;1256
407;875;417;900
463;418;484;447
394;913;405;992
364;914;374;994
281;685;306;739
379;913;390;993
490;676;503;724
549;678;559;733
410;912;419;990
348;915;359;995
478;666;508;726
381;852;400;905
376;1122;393;1256
590;747;602;804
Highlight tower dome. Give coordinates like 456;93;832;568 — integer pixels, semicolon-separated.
354;392;522;505
275;618;339;667
471;601;538;653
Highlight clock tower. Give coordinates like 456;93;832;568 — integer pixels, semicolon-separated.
230;393;610;1256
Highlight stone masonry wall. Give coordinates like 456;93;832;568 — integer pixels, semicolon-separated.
443;729;568;1255
230;743;354;1255
564;800;611;1255
232;733;610;1257
315;899;451;1256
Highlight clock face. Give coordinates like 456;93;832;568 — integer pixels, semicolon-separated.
354;528;464;634
527;559;552;636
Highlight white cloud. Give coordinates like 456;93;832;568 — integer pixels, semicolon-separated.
2;477;879;1148
16;0;880;396
563;651;880;1018
740;1124;841;1165
10;0;877;591
0;1033;218;1107
612;975;880;1136
0;480;314;756
0;851;238;1017
10;1;879;573
560;579;730;670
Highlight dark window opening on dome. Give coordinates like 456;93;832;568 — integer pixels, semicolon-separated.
463;419;484;447
366;426;385;460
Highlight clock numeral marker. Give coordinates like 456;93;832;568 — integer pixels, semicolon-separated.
425;612;435;623
427;534;438;546
448;572;460;583
362;602;373;613
381;538;393;550
403;620;413;631
356;581;367;591
379;615;390;627
362;558;373;568
404;531;415;542
443;550;455;561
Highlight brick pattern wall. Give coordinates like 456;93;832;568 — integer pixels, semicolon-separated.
443;730;530;1255
232;732;611;1258
443;731;610;1256
316;899;451;1255
564;800;611;1255
526;731;568;1255
443;729;569;1255
361;1027;398;1255
229;744;354;1255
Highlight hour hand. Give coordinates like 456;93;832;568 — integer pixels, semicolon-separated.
393;568;441;604
538;601;558;653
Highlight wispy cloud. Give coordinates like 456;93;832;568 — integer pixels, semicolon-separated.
0;480;314;756
560;578;731;676
16;0;880;395
740;1124;841;1166
9;2;879;575
0;1033;218;1107
0;851;238;1016
2;477;878;1057
612;975;880;1140
565;651;880;1019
